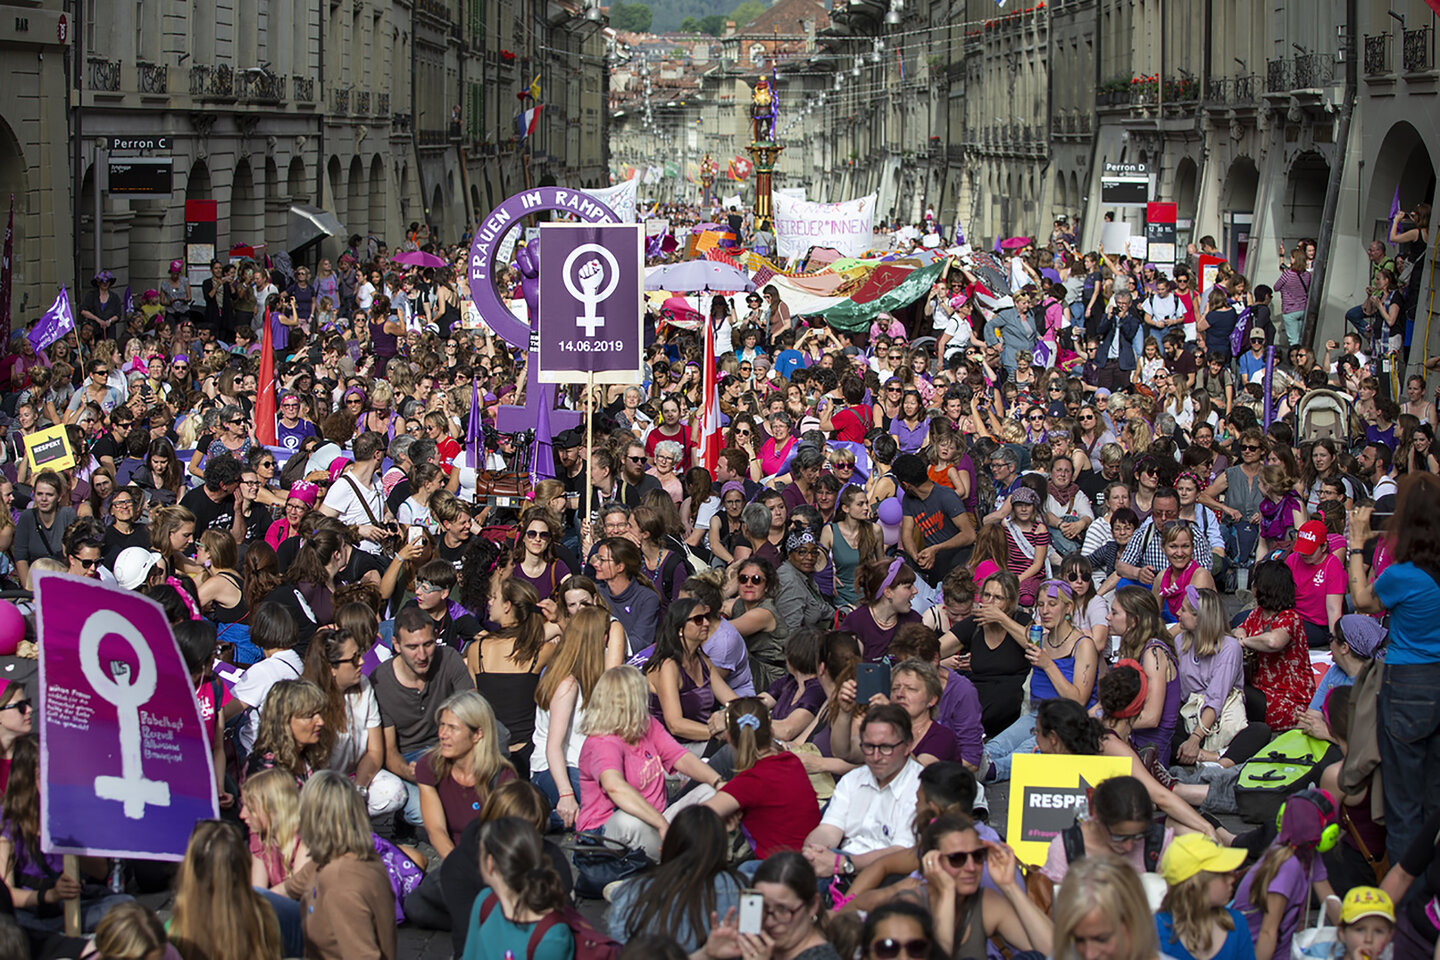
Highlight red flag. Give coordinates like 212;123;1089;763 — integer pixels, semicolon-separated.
255;310;277;446
694;313;723;476
1427;0;1440;16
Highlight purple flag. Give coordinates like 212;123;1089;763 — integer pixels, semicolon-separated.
0;195;12;351
466;375;483;469
123;285;133;317
1390;185;1402;221
37;573;218;860
530;384;556;486
27;285;74;353
1262;346;1276;428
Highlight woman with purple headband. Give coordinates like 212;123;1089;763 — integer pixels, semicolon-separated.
977;577;1098;783
840;557;924;662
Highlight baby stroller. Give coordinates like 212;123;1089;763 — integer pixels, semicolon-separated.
1294;389;1351;446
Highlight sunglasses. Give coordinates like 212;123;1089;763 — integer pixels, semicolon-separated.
940;848;989;867
738;573;765;585
627;455;646;464
329;651;365;668
1108;829;1148;845
0;699;32;713
73;557;99;570
871;939;932;960
1240;443;1263;452
525;529;552;540
687;612;711;626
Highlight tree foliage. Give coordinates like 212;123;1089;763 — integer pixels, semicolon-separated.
610;1;653;32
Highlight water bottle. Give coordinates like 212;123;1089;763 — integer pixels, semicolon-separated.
107;859;125;894
1027;624;1044;647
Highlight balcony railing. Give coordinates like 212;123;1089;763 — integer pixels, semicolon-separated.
1163;76;1199;102
1403;25;1434;73
377;93;390;115
1233;74;1256;101
293;76;315;102
1265;58;1291;93
189;63;234;98
87;57;121;92
334;88;349;114
1293;52;1335;88
393;112;412;133
1364;34;1392;76
1205;77;1226;101
136;61;167;94
355;91;370;114
418;128;449;146
239;71;285;102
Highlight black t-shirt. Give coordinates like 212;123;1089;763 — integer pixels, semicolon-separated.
181;486;236;534
241;504;271;544
102;522;151;568
92;433;125;465
1078;469;1118;511
437;537;467;573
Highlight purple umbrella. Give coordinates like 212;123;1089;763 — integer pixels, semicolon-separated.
645;260;755;293
392;250;446;268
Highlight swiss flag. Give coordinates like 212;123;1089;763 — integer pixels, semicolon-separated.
694;313;723;476
728;156;753;180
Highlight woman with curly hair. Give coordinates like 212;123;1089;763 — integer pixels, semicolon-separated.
244;678;330;784
467;576;559;778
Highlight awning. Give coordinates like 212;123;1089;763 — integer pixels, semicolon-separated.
288;203;347;253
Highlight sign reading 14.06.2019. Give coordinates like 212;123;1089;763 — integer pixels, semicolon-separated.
536;222;644;384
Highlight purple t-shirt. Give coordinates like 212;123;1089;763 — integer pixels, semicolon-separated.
841;605;924;662
767;673;826;721
1234;851;1327;960
935;668;984;766
914;720;960;763
626;621;756;697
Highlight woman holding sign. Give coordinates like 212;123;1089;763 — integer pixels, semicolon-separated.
0;738;133;935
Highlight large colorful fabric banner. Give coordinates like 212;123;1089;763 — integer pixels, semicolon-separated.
582;179;639;224
38;573;217;860
773;192;877;260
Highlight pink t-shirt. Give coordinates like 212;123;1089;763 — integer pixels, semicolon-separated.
194;678;234;731
1285;551;1346;627
575;717;687;832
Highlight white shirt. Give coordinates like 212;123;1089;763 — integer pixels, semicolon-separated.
232;650;305;751
693;494;721;531
933;302;973;357
531;693;589;774
821;757;922;855
322;469;387;553
356;281;376;311
450;449;479;503
326;677;381;774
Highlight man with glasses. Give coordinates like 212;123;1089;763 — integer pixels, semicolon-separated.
92;409;134;474
615;440;661;507
802;703;921;878
1115;487;1212;587
181;453;246;542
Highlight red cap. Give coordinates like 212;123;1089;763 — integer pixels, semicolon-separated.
1295;520;1327;557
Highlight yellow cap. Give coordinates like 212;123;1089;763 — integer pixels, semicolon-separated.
1340;887;1395;925
1159;833;1247;885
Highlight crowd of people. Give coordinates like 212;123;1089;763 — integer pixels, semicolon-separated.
0;196;1435;960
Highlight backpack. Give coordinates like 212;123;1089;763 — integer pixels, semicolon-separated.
478;892;620;960
1233;729;1339;824
1061;821;1165;873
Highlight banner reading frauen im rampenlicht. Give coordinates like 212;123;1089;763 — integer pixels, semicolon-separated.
773;192;876;259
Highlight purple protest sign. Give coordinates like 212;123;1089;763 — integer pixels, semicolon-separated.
37;573;217;860
465;187;620;431
28;285;75;353
537;223;644;384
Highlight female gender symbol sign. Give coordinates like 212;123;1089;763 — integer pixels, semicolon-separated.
466;186;620;431
79;610;170;819
563;244;621;337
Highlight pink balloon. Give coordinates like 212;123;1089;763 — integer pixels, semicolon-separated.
0;601;23;656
